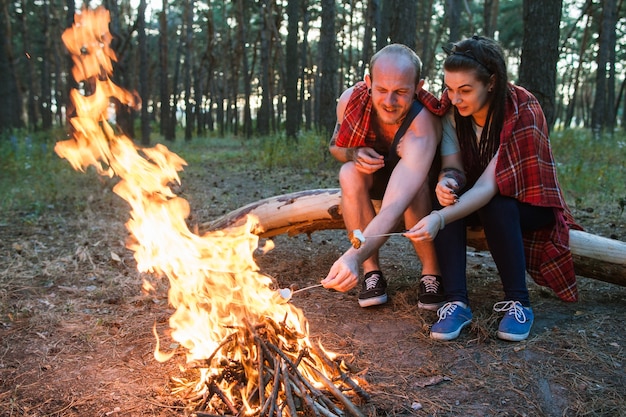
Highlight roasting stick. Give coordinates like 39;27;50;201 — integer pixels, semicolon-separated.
349;228;406;249
279;283;324;301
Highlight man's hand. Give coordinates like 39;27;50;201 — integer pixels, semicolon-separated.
321;252;360;292
352;147;384;174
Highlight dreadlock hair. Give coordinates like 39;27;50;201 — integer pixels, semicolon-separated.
443;35;509;184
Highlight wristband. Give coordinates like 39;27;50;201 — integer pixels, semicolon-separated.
431;210;445;230
440;167;467;190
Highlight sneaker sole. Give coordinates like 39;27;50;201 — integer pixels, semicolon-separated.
418;301;445;311
497;330;530;342
430;319;472;341
358;294;388;308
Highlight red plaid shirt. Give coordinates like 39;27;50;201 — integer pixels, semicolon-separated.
419;85;580;302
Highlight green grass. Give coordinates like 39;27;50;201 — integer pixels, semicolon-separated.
2;127;623;222
551;129;626;212
0;129;101;216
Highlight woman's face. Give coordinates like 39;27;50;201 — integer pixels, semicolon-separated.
444;69;493;126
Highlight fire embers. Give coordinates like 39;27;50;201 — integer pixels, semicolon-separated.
171;316;369;416
348;229;366;249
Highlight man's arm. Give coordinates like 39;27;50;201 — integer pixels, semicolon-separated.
341;108;442;263
329;122;358;163
328;87;360;163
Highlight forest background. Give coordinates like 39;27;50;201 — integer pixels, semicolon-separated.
1;0;625;145
1;1;626;415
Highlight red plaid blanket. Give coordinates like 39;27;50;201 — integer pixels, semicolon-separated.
335;81;374;148
419;85;580;302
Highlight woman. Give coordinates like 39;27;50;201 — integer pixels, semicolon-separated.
408;36;579;342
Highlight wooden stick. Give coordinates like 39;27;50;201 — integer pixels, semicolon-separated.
260;356;282;416
208;381;239;416
281;363;298;417
309;367;366;417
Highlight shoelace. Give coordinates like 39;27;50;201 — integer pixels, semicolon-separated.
421;275;440;293
493;301;528;323
364;274;381;290
436;302;458;320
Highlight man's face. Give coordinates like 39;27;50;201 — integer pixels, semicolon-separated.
366;55;418;126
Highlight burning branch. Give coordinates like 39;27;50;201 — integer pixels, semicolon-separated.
174;316;367;416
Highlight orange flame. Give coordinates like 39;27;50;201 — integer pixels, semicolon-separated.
56;6;333;410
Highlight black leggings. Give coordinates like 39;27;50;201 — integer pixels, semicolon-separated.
434;195;554;306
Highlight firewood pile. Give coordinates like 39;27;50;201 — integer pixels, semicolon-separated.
170;315;369;417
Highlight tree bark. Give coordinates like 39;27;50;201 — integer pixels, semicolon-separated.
183;0;194;141
317;0;337;135
237;0;253;138
0;0;24;132
257;0;273;136
591;0;617;137
387;0;417;49
483;0;499;38
138;0;150;145
285;0;300;140
159;0;173;140
446;0;462;43
519;0;563;130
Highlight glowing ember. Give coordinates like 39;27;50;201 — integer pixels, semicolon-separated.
56;6;367;416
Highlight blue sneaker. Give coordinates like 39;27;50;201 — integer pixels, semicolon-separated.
430;302;473;341
493;301;534;342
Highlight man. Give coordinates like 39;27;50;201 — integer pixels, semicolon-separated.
322;44;447;309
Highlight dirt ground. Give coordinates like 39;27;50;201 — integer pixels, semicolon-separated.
1;141;625;417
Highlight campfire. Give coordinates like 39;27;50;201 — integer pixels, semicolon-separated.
55;7;368;416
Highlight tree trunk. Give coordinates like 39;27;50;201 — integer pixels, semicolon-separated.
416;0;434;77
300;1;311;131
183;0;194;141
39;0;53;130
159;0;173;141
387;0;417;49
605;0;618;131
519;0;563;130
138;0;150;145
0;0;24;132
446;0;462;42
20;0;38;131
317;0;337;135
483;0;499;38
565;10;592;128
360;0;376;78
202;189;626;289
591;0;617;137
236;0;253;138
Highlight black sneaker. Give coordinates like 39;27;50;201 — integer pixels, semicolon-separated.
418;274;445;311
358;270;388;307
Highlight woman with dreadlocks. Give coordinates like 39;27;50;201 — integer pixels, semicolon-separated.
407;36;579;342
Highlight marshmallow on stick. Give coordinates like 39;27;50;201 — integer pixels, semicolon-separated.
348;229;366;249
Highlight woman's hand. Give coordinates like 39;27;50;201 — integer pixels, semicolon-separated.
405;212;442;242
436;177;459;207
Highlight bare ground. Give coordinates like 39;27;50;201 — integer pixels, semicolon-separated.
1;140;625;417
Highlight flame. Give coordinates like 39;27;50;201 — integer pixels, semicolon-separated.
56;6;339;413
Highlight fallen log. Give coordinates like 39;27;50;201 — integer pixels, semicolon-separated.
201;188;626;288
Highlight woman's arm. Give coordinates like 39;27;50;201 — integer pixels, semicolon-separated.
405;151;499;241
